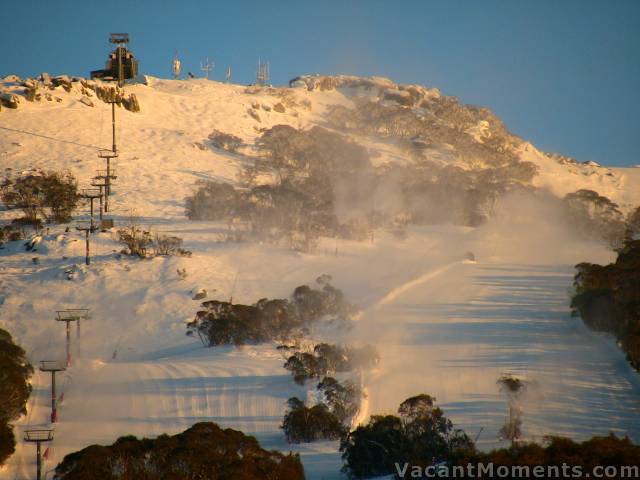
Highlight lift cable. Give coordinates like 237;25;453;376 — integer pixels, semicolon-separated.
0;126;104;151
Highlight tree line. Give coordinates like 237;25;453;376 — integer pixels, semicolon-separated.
571;211;640;371
186;276;354;346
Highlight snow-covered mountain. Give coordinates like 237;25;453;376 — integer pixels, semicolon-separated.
1;73;639;479
2;73;639;219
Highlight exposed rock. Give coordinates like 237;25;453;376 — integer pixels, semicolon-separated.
247;108;261;122
65;265;77;280
261;104;272;111
40;72;51;85
582;160;601;167
24;86;41;102
382;88;414;106
3;74;21;83
0;92;20;108
79;96;94;107
273;102;286;113
192;288;207;300
289;77;307;89
52;75;72;92
123;93;140;112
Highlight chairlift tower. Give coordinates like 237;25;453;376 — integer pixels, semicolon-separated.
67;308;90;342
56;310;77;366
75;222;93;267
24;429;54;480
91;178;108;216
39;361;66;423
200;57;214;79
93;169;117;211
79;188;102;231
56;309;90;366
96;149;118;199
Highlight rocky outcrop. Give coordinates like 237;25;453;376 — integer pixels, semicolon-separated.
0;92;20;108
289;74;440;108
0;75;141;113
247;108;261;122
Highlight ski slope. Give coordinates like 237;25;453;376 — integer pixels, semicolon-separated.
2;222;640;479
1;75;640;479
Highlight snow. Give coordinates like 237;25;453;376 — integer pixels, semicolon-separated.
519;142;640;213
1;76;640;480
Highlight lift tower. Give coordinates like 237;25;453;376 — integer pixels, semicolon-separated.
96;150;118;200
76;222;93;266
79;188;102;231
24;429;54;480
55;309;89;366
39;361;66;422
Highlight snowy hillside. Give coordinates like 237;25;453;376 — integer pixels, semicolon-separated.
1;74;640;479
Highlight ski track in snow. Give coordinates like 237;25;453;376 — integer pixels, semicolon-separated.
371;261;459;311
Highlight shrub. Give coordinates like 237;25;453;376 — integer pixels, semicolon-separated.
117;215;188;258
41;171;79;223
152;233;183;256
117;223;152;258
281;397;345;443
256;125;371;181
1;174;43;225
55;422;305;480
318;376;364;424
0;171;79;225
497;375;527;445
208;129;243;152
284;344;378;385
340;394;474;479
0;328;33;465
185;180;243;221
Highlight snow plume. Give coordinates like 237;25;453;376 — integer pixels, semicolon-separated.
471;189;616;265
334;187;618;437
332;164;406;226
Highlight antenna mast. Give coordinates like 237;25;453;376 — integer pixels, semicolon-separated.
172;53;181;79
256;59;269;86
200;57;214;79
225;66;232;83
